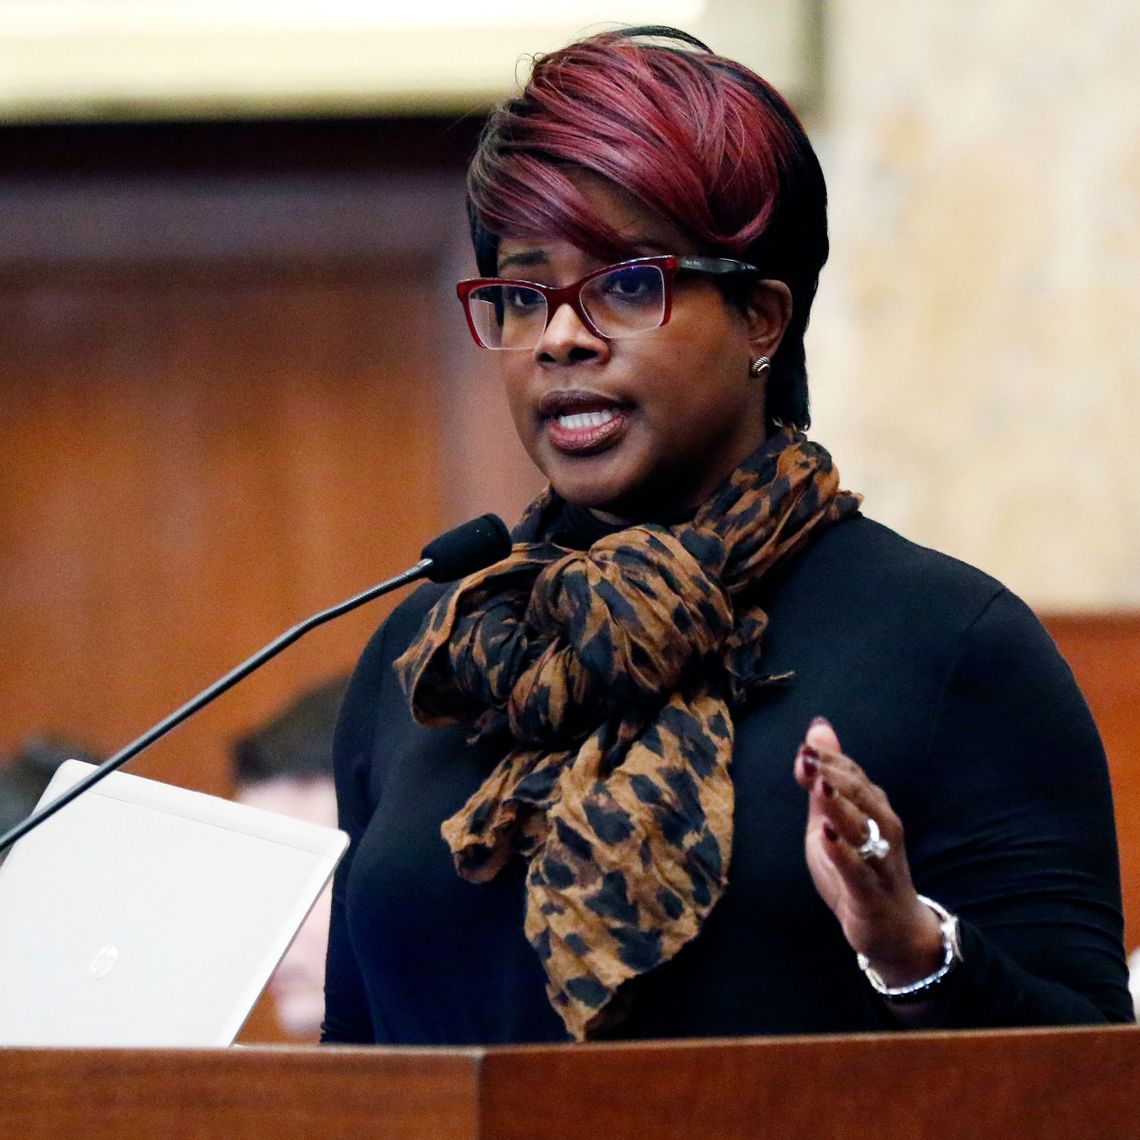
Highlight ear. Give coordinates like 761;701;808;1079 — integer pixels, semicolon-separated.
743;279;793;359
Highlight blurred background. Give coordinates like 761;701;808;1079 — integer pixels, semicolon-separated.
0;0;1137;1039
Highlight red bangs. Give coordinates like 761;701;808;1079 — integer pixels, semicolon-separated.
467;34;804;263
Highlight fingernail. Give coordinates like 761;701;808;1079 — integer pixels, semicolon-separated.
810;716;832;730
821;779;836;798
800;752;818;777
801;743;820;761
823;822;839;842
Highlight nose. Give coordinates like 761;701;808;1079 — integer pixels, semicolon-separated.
534;300;610;366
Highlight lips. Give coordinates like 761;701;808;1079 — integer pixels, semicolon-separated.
538;389;632;456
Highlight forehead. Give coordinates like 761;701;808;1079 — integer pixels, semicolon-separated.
496;172;696;271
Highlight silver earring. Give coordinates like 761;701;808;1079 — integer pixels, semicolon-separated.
749;356;770;378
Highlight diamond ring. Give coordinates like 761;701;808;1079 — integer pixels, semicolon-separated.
857;817;891;861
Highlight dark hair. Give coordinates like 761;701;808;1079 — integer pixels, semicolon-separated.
466;25;828;431
0;734;101;856
232;675;349;785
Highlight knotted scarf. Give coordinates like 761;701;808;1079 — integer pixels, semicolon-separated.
395;429;861;1039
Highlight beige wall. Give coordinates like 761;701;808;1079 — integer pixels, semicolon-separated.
806;0;1139;610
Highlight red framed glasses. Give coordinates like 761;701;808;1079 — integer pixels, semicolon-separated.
455;254;759;350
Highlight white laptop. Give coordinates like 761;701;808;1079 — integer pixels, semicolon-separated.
0;759;348;1047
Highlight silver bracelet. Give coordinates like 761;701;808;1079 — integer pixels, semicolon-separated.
856;894;963;1002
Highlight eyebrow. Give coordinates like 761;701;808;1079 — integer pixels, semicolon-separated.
496;239;673;276
497;249;548;273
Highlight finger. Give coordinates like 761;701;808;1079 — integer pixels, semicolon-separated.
794;728;857;790
803;738;871;787
813;762;893;824
801;719;874;787
793;741;823;789
796;720;903;868
812;776;869;843
817;817;887;896
805;716;840;754
799;729;894;824
798;745;893;844
825;790;902;879
811;779;902;887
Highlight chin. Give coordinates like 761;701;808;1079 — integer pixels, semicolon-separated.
546;474;619;510
541;446;698;522
554;481;677;525
555;483;622;510
550;474;633;514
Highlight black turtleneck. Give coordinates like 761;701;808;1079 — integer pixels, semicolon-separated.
322;513;1132;1044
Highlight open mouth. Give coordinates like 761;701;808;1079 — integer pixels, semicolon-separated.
539;391;632;456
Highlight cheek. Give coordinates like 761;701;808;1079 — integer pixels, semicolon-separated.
647;339;750;420
498;362;532;432
660;300;748;379
645;347;761;458
498;361;548;467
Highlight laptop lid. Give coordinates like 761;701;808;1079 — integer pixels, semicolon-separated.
0;759;348;1047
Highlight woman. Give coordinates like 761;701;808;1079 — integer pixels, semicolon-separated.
322;26;1132;1044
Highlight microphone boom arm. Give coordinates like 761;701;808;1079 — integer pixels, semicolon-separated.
0;558;431;856
0;509;510;856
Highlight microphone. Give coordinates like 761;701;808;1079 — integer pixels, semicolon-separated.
0;513;511;855
420;513;511;582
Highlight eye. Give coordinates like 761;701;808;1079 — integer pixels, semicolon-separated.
501;285;545;315
597;265;662;305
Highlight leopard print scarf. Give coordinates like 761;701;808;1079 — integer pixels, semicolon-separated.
395;429;860;1039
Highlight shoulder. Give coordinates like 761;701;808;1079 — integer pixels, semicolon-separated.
761;514;1020;669
783;514;1005;612
800;516;1073;689
789;519;1105;814
743;515;1094;781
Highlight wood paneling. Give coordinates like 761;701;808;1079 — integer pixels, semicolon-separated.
1042;614;1140;948
480;1027;1140;1140
0;264;444;797
0;1045;480;1140
0;125;535;1043
0;122;482;816
2;1029;1140;1140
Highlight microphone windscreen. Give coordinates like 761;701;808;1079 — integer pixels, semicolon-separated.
420;514;511;582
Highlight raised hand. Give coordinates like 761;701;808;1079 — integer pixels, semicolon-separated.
793;718;944;988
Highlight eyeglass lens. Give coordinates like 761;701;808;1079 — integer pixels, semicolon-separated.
466;263;667;349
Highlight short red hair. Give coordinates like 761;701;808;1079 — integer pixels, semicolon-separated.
466;26;828;430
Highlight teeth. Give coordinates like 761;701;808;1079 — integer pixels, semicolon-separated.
556;409;618;430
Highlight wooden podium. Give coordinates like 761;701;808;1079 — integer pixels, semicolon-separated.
2;1025;1138;1139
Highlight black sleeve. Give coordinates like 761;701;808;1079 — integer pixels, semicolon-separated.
319;617;393;1045
906;589;1133;1026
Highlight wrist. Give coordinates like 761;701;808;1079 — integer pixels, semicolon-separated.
862;899;944;986
857;895;963;1002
